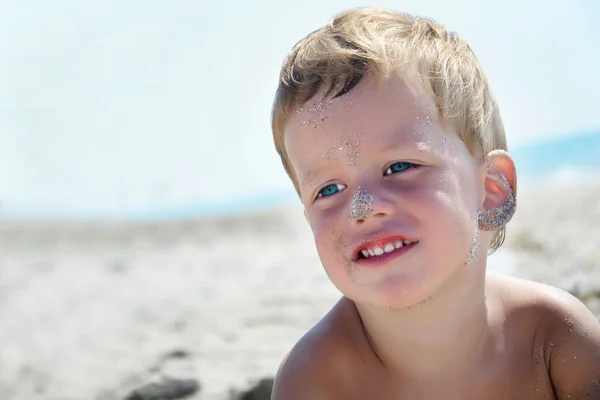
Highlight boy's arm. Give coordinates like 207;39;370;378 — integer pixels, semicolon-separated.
271;327;346;400
546;289;600;399
271;350;335;400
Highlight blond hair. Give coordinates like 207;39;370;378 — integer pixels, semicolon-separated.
271;7;508;253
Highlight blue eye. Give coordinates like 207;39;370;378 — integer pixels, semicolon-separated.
317;183;345;198
385;162;415;175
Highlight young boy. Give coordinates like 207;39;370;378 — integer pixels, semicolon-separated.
269;7;600;399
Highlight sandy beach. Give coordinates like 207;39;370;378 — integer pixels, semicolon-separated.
1;183;599;400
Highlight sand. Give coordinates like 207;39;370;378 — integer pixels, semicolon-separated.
1;184;599;399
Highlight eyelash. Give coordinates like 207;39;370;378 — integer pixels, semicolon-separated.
384;161;418;176
316;183;346;199
315;162;418;200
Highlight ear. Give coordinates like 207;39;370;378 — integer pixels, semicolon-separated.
482;150;517;211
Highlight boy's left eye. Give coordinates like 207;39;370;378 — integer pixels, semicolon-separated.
385;161;416;175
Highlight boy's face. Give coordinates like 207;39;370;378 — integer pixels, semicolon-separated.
284;76;487;310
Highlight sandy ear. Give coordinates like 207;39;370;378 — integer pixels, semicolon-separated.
482;150;517;212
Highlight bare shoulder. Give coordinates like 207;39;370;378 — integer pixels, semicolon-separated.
489;273;600;398
271;297;368;400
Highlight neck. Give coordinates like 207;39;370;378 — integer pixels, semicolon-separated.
355;262;498;379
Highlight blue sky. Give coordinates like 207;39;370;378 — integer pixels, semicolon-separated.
1;0;598;219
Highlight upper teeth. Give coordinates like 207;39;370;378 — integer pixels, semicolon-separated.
361;240;412;258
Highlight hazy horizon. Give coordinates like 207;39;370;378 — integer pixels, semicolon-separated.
1;0;598;219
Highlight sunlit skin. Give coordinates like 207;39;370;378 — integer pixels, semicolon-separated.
272;76;600;399
286;76;486;312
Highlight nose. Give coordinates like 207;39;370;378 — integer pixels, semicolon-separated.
348;185;394;223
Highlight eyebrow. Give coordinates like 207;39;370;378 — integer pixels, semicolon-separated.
299;140;360;187
299;166;326;188
299;126;436;187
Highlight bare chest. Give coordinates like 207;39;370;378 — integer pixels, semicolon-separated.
339;350;556;399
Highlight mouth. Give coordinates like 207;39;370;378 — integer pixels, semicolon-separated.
352;235;418;261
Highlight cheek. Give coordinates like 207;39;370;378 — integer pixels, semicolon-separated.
417;193;474;268
433;165;478;211
310;212;345;255
310;211;357;271
322;224;345;255
410;173;476;247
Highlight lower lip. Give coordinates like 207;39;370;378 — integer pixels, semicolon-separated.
354;243;417;267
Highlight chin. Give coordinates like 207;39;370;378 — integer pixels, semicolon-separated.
344;274;437;311
367;287;433;311
324;250;464;310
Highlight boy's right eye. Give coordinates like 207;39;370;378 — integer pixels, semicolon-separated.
317;183;346;199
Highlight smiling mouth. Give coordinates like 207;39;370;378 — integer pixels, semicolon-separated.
355;239;417;260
